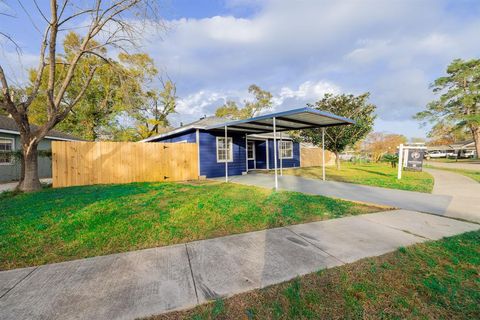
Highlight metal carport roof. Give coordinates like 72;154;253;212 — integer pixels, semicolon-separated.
206;107;355;134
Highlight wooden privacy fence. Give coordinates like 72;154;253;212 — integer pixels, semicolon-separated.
300;147;334;167
52;141;199;188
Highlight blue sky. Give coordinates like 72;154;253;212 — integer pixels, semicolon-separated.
1;0;480;138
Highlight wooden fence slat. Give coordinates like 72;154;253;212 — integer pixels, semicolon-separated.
51;141;199;187
300;147;334;167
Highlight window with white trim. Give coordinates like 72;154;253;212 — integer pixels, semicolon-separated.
280;140;293;159
247;141;255;160
216;137;233;162
0;138;14;165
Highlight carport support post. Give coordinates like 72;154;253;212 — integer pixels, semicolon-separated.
273;117;278;190
245;134;248;173
225;125;228;182
322;127;325;181
280;132;283;176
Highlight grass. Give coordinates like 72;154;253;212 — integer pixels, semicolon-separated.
427;158;480;164
269;162;434;193
0;181;381;270
427;166;480;183
150;230;480;320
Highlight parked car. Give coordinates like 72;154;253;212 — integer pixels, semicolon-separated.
425;150;447;159
460;150;476;158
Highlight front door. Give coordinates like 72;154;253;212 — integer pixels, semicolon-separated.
254;140;267;169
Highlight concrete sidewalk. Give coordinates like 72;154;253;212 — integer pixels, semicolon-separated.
1;210;478;320
222;173;453;216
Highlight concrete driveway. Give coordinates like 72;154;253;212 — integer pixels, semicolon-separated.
1;209;478;320
426;168;480;223
222;171;480;223
221;173;453;215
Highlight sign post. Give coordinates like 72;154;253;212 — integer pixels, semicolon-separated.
397;144;426;180
397;144;403;179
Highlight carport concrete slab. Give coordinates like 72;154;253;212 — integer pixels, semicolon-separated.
0;244;196;320
361;210;480;240
0;267;36;298
187;227;342;302
288;215;425;263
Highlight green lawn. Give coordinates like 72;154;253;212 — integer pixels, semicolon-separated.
428;158;480;164
426;166;480;183
0;181;380;270
271;162;434;193
152;230;480;320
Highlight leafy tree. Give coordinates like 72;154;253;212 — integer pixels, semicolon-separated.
134;79;177;139
426;122;470;146
415;58;480;158
215;84;273;119
300;93;376;169
0;0;160;191
363;132;407;162
28;33;158;141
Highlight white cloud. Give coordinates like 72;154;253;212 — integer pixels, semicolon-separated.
3;0;480;138
273;81;340;108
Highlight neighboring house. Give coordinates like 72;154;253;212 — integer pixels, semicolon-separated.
427;140;477;158
142;116;301;178
0;115;81;182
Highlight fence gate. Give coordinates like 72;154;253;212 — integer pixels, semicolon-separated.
52;141;199;188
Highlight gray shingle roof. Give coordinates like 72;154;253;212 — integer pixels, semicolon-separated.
141;116;229;142
0;115;81;141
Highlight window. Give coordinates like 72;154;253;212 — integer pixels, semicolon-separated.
0;138;14;165
280;141;293;159
216;137;233;162
247;141;255;160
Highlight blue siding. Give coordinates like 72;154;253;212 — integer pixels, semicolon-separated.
267;140;300;169
154;130;197;143
199;130;246;178
146;128;299;178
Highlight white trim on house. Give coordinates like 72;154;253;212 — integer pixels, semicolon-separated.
0;136;15;165
140;125;199;142
279;140;293;159
216;136;233;163
0;129;77;141
247;140;255;160
196;129;201;177
173;140;188;143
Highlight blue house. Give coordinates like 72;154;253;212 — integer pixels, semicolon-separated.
142;108;354;181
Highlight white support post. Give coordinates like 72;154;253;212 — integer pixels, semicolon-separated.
397;143;403;180
225;125;228;182
273;117;278;190
280;132;283;176
322;127;325;181
245;134;248;173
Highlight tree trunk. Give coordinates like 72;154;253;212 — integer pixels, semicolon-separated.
472;126;480;159
17;142;42;192
334;151;341;170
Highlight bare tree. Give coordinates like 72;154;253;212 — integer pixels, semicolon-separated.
0;0;160;191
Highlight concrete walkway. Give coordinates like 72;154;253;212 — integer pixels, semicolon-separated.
1;210;478;320
222;173;454;216
426;168;480;223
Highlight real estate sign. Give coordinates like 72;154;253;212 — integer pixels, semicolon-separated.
405;149;425;171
